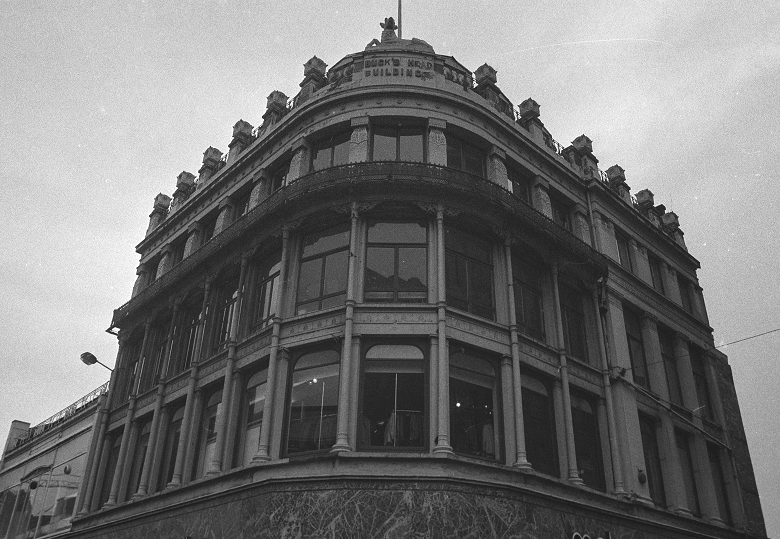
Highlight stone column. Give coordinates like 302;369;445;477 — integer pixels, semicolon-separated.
658;414;689;514
673;334;697;412
632;241;652;285
433;204;452;453
333;204;359;452
572;204;591;246
222;370;244;470
182;388;204;485
349;116;369;163
428;335;438;451
155;245;175;280
212;199;235;237
146;404;170;494
103;396;137;507
286;138;311;183
641;314;669;402
531;176;552;218
552;379;568;478
168;281;211;487
208;255;249;475
227;120;254;165
591;288;625;495
131;264;149;298
182;222;204;259
75;393;109;516
427;119;447;166
487;146;509;189
116;417;141;504
89;435;114;512
604;294;649;497
551;263;582;484
198;147;223;188
503;238;530;468
500;356;515;465
253;226;290;462
248;168;270;210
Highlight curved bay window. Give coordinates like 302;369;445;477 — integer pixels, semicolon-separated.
359;345;425;450
212;271;240;352
446;133;485;176
169;293;203;377
512;254;545;341
445;226;495;319
157;405;184;490
558;282;588;363
250;254;281;330
449;350;499;460
371;123;425;162
296;224;350;315
521;374;558;476
365;222;427;303
571;393;604;491
312;131;350;171
234;367;268;466
194;389;222;479
286;349;340;454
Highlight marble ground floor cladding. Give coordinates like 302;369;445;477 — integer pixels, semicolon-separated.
68;480;716;539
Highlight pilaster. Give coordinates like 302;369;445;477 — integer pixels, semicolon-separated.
349;116;369;163
427;118;447;166
487;146;509;190
531;176;552;219
572;204;591;246
248;168;271;210
182;222;204;259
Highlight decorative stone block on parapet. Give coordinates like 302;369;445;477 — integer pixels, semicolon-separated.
428;118;447;166
635;189;654;209
198;147;223;187
606;165;633;205
487;147;509;190
474;63;498;86
170;171;196;215
571;135;593;156
228;120;254;165
263;90;289;127
661;212;687;250
349;116;369;163
518;98;540;122
531;177;552;219
570;135;600;181
146;194;172;236
248;168;271;210
182;223;204;258
298;56;328;104
287;139;311;183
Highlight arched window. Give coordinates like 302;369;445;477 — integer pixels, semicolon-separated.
359;345;425;450
157;405;185;491
286;350;340;454
521;373;558;476
234;368;268;466
449;350;499;460
194;389;222;478
296;225;350;314
125;420;152;500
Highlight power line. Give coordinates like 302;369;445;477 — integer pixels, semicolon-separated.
713;327;780;349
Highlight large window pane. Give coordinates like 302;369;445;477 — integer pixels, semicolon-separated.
237;369;267;466
450;352;497;460
445;227;494;319
372;127;396;161
372;125;425;162
287;350;340;454
624;308;648;388
365;222;427;303
399;129;424;162
157;406;184;490
297;225;350;314
571;394;604;491
639;414;666;507
323;250;349;295
560;283;588;362
676;430;700;515
195;390;222;479
521;376;558;476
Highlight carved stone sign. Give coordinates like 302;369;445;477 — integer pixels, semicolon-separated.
363;57;434;80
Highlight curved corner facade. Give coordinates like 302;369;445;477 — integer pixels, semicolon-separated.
16;24;764;539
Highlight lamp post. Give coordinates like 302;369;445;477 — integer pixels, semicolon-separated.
80;352;113;372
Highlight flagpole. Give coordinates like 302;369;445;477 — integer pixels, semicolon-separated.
398;0;402;39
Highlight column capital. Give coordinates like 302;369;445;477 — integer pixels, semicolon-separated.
428;117;446;130
350;115;370;127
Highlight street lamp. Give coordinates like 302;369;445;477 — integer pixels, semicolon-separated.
80;352;113;372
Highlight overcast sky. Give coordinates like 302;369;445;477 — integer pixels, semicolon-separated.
1;0;778;534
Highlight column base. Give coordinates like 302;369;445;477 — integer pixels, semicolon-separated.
512;459;532;470
130;492;147;502
674;507;694;517
330;443;352;453
250;454;271;464
567;475;585;486
433;444;453;455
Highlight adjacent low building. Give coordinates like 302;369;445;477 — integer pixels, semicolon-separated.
3;18;767;539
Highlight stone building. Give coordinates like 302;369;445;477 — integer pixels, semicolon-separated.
8;19;766;539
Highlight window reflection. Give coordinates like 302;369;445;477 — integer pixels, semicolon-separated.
296;225;350;314
360;345;425;449
235;369;267;466
312;132;350;170
445;226;495;319
449;351;498;460
571;394;604;491
365;222;427;303
287;350;340;454
521;374;558;476
194;389;222;479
